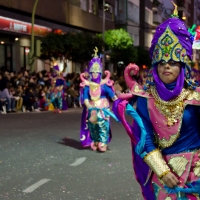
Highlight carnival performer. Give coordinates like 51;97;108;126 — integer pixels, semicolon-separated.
50;78;64;113
49;64;68;112
113;2;200;200
80;47;119;152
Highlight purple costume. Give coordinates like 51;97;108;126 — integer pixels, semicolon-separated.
79;47;119;152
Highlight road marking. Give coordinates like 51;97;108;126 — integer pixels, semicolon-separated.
69;157;87;166
22;179;50;193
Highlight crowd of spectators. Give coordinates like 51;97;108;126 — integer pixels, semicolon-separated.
0;69;84;114
0;67;146;115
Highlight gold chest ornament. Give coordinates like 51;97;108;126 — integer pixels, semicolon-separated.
89;82;101;101
151;87;190;126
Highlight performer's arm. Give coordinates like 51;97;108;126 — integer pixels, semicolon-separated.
83;86;92;109
137;97;170;179
104;84;118;102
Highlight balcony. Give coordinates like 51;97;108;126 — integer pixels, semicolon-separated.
98;10;114;21
153;14;162;24
115;15;127;25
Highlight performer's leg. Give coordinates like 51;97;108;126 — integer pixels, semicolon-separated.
88;115;99;151
57;97;62;111
97;117;110;152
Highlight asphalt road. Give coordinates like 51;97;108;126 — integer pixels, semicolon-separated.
0;109;143;200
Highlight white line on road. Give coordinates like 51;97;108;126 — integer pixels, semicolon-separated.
22;179;50;193
69;157;87;166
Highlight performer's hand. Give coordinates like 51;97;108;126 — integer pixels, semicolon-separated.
161;172;179;188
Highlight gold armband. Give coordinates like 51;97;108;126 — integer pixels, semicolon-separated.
112;95;118;101
144;149;170;178
84;99;91;108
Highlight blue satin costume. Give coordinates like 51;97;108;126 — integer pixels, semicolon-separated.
129;84;200;155
83;84;115;144
128;83;200;199
50;91;62;110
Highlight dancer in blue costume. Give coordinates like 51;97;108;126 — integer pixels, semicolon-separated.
113;2;200;200
80;47;119;152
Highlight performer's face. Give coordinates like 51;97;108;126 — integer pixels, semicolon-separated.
157;61;181;84
92;72;99;79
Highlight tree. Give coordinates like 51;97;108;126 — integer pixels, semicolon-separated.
103;29;134;49
41;33;65;59
41;32;104;71
98;29;137;71
135;46;151;68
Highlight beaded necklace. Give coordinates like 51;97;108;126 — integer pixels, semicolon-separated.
151;86;190;126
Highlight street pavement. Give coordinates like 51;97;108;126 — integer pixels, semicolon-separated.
0;109;143;200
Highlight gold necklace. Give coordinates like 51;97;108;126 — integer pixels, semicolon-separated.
151;87;189;126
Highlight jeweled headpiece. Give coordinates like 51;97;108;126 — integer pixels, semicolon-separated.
88;47;102;73
150;1;193;69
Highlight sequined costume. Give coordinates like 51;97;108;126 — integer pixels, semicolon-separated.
80;47;119;152
49;64;67;113
113;3;200;200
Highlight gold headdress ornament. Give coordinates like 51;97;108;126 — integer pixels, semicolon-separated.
151;0;191;68
93;47;98;58
89;47;102;73
171;1;179;18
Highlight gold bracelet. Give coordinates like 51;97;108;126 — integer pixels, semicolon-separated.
112;95;118;101
159;170;170;179
144;149;170;178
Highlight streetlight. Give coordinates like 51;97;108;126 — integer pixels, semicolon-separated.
102;1;110;71
29;0;39;72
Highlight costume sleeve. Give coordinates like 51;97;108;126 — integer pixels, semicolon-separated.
83;86;90;100
137;97;170;178
136;97;156;153
104;84;115;99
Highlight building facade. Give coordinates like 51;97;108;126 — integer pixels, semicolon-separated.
127;0;140;46
139;0;153;49
0;0;115;72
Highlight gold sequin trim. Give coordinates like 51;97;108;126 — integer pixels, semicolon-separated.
155;132;181;149
165;197;172;200
133;85;144;93
187;90;200;101
194;154;200;177
151;87;189;126
168;156;188;177
89;82;101;101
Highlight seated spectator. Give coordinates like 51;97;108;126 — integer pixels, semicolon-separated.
0;83;16;113
22;87;37;112
0;98;7;114
38;89;48;111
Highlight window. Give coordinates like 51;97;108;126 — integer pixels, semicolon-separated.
80;0;87;11
128;1;139;23
133;34;139;46
145;7;153;25
89;0;96;14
